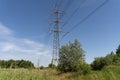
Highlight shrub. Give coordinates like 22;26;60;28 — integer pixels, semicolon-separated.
48;63;56;69
91;57;107;70
40;66;44;69
77;62;91;75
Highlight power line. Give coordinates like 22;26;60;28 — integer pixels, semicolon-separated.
61;0;109;40
60;0;74;19
61;0;87;29
63;0;73;12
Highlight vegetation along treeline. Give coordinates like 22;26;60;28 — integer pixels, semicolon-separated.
91;45;120;70
51;39;120;75
0;59;34;68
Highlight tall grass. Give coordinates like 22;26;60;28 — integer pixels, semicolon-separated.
0;69;51;80
0;66;120;80
65;66;120;80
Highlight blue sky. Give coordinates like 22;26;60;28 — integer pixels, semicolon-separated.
0;0;120;66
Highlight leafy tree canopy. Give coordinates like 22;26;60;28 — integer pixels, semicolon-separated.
116;45;120;57
58;39;87;72
0;59;34;69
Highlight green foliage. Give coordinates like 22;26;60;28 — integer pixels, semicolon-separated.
40;66;44;69
91;45;120;70
48;63;56;69
91;57;107;70
0;69;52;80
48;63;52;68
116;45;120;57
18;60;34;68
0;59;34;69
0;68;120;80
105;51;116;65
77;62;91;75
104;51;120;66
58;39;85;73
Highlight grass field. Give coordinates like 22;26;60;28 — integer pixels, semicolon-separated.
0;66;120;80
0;69;50;80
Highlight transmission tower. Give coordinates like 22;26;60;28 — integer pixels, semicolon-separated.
51;3;63;66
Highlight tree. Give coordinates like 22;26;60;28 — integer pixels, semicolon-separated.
91;57;107;70
18;60;34;68
91;51;120;70
0;60;34;69
105;51;116;65
116;45;120;57
48;63;56;69
40;66;44;69
58;39;85;72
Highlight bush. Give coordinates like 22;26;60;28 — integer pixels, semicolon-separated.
77;62;91;75
48;63;56;69
40;66;44;69
91;57;107;70
91;50;120;70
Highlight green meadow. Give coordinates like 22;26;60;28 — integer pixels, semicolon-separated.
0;66;120;80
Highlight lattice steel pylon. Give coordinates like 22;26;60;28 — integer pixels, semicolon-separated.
51;3;63;66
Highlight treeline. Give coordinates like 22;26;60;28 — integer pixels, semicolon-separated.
49;39;120;75
0;59;34;69
91;45;120;70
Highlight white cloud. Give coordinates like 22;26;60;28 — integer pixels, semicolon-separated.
23;39;37;45
0;23;52;66
1;43;15;52
0;23;12;36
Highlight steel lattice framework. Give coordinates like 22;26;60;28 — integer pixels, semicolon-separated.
51;3;63;65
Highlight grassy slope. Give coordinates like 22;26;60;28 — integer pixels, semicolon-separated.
0;66;120;80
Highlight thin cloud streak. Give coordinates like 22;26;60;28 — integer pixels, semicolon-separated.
0;23;12;36
0;23;52;66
